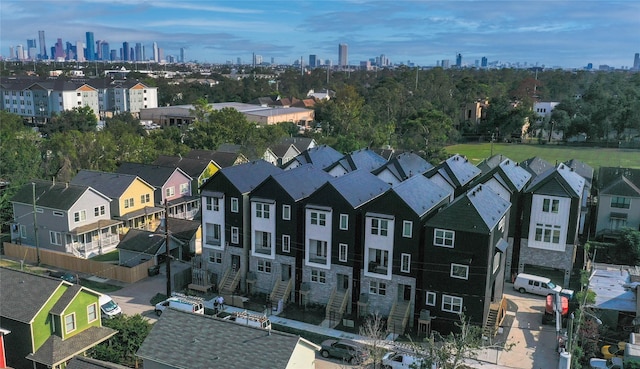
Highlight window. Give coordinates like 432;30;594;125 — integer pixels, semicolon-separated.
257;260;272;273
87;303;98;322
282;205;291;220
309;239;328;263
94;206;104;216
434;229;455;247
231;198;239;213
339;243;348;262
401;253;411;273
124;198;134;208
282;235;290;252
165;187;175;197
493;252;501;273
50;231;62;245
20;225;27;238
450;264;469;280
611;196;631;209
368;249;389;274
74;210;86;222
402;221;413;238
426;291;436;306
610;217;627;230
256;203;270;219
205;223;221;245
369;281;387;295
180;183;189;195
371;218;388;236
310;211;326;226
534;223;561;244
206;197;219;211
53;211;64;217
209;251;222;264
64;313;76;333
140;194;150;204
255;231;272;251
223;226;235;244
339;214;349;230
442;295;463;314
542;198;559;213
311;269;326;283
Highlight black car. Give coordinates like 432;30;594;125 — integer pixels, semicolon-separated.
320;339;369;364
49;271;78;284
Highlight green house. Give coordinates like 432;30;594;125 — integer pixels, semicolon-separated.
0;267;117;369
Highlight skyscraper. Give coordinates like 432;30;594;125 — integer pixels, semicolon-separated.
456;53;462;67
481;56;488;68
54;38;65;60
122;42;130;61
180;47;186;63
634;53;640;70
85;32;95;61
152;42;159;62
338;43;348;67
38;30;47;59
309;54;317;68
135;43;143;61
27;39;37;59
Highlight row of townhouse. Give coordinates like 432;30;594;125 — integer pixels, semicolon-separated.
0;76;158;121
199;145;590;334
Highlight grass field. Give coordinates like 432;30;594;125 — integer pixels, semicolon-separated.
445;143;640;170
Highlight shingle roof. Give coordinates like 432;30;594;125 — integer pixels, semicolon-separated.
50;284;84;315
392;175;450;217
67;356;131;369
152;155;213;178
269;143;299;158
116;162;189;188
11;179;101;210
220;160;283;194
268;165;333;201
286;145;344;169
564;159;594;185
373;152;433;180
598;167;640;192
497;158;532;192
426;184;510;233
476;154;507;174
185;149;246;168
70;170;149;199
330;148;388;173
520;156;554;177
0;267;64;323
431;154;481;187
116;229;167;254
525;163;585;197
164;217;200;243
600;175;640;197
136;308;317;369
329;170;391;208
27;326;117;367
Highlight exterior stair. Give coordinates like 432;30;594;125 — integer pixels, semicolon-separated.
270;278;292;305
387;300;411;335
483;298;507;338
325;289;349;323
218;268;240;294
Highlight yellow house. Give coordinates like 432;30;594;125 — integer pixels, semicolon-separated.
71;170;163;233
152;155;220;193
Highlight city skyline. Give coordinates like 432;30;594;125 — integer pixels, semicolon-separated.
1;0;639;68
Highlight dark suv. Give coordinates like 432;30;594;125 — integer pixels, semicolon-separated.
320;339;368;364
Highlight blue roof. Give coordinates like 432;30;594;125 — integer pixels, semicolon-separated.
526;163;585;197
221;160;283;193
467;184;511;230
520;156;554;177
270;165;333;201
441;154;481;187
329;170;391;208
289;145;343;169
498;159;532;192
374;152;434;181
71;170;146;198
589;267;637;312
392;175;450;217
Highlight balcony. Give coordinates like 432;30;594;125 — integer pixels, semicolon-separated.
368;261;388;275
254;245;272;255
309;254;328;264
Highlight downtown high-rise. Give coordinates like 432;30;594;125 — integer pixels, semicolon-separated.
85;32;95;60
38;30;47;59
338;43;348;67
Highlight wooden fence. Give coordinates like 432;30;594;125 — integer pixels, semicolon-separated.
3;242;155;284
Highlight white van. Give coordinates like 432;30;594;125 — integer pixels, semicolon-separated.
382;351;438;369
155;293;205;316
513;273;562;296
99;294;122;319
223;310;271;330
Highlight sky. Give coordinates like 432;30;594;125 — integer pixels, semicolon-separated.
1;0;639;69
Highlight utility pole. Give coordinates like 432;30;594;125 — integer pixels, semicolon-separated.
32;183;41;265
164;199;171;297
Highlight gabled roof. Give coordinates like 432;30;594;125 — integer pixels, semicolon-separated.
70;170;153;198
152;155;214;178
598;167;640;194
50;284;85;315
564;159;594;185
27;326;117;367
184;149;247;168
371;148;407;161
427;184;510;233
429;154;481;188
373;152;434;181
218;160;283;194
0;267;65;323
11;179;110;210
281;137;316;152
328;148;388;173
216;143;243;153
136;308;319;369
520;156;554;178
116;229;181;254
269;142;300;158
476;154;507;174
162;217;201;243
600;174;640;197
496;158;532;192
261;165;333;202
284;145;344;170
392;175;450;217
327;170;391;208
116;162;191;188
525;163;585;198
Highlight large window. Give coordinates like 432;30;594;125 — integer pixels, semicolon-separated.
205;223;221;246
434;229;455;248
369;281;387;295
534;223;561;244
282;235;290;252
257;260;272;273
371;218;388;236
256;203;270;219
401;253;411;273
282;205;291;220
309;239;328;263
339;214;349;230
50;231;62;245
206;197;219;211
87;303;98;322
450;264;469;280
426;291;436;306
611;196;631;209
311;269;326;283
542;198;559;213
74;210;86;222
442;295;463;314
310;211;326;226
402;221;413;238
124;197;134;208
339;243;348;262
179;183;189;195
230;198;239;213
255;231;272;254
64;313;76;333
231;227;239;244
368;249;389;274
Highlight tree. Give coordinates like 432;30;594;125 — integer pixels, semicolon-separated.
89;314;152;368
40;106;98;136
359;313;387;369
614;228;640;265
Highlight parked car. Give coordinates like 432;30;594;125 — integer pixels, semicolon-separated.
589;357;623;369
382;351;438;369
49;270;78;284
513;273;562;296
320;339;368;364
99;294;122;319
154;293;204;316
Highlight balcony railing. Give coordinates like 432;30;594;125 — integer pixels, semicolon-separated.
254;246;272;255
309;255;328;264
368;262;388;275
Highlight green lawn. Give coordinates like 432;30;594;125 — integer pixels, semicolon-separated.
90;250;119;262
445;143;640;170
